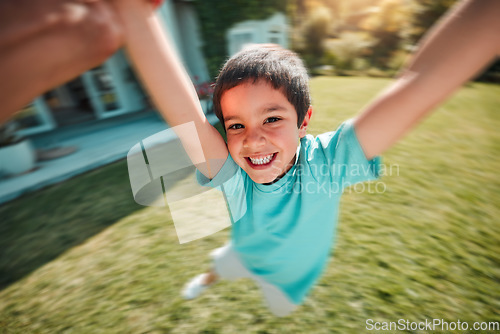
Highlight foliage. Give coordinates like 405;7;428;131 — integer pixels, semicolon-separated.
192;0;291;79
192;0;498;80
297;6;332;68
324;32;374;70
294;0;413;70
410;0;458;40
359;0;414;68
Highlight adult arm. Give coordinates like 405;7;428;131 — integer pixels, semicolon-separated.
353;0;500;160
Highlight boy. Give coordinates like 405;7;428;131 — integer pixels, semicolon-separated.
118;0;499;316
181;45;382;317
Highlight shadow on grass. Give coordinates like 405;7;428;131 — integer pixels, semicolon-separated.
0;158;192;291
0;160;143;290
0;121;227;291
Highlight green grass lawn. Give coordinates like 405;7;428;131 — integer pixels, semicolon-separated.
1;77;499;333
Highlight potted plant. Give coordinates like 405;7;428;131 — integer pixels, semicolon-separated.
194;76;214;114
0;120;36;178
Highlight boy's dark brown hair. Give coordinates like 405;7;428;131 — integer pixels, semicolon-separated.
212;44;311;129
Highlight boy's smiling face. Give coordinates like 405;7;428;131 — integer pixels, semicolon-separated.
221;80;311;184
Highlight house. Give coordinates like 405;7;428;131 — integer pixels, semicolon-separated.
12;1;211;138
227;12;289;56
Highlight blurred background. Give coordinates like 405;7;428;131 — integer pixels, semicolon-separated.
1;0;499;333
2;0;499;203
195;0;500;79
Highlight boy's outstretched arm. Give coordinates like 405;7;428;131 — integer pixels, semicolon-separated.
115;0;228;178
353;0;500;160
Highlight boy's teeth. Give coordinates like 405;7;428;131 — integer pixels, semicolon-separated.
249;154;273;165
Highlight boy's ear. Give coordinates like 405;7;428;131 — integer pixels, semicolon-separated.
299;106;313;138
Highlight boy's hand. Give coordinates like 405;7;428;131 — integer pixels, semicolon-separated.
353;0;500;160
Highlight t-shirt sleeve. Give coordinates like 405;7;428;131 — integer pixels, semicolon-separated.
316;119;381;189
196;154;240;188
196;154;247;224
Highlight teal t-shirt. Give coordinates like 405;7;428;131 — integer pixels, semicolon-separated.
197;120;381;304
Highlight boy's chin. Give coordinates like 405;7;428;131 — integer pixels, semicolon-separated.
250;175;277;184
246;169;284;185
240;160;293;185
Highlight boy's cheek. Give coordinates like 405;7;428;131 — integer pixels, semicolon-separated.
226;143;240;163
226;137;238;154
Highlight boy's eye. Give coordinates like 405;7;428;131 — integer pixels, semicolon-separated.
227;123;244;130
265;117;280;124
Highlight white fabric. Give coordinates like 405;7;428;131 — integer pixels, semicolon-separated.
211;243;297;317
182;273;211;299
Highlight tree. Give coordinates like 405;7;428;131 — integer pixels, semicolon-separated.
193;0;290;78
299;6;332;67
359;0;414;68
411;0;458;40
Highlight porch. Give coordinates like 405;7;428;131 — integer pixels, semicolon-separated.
0;111;218;205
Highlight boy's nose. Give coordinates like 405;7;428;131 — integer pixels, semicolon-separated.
243;128;265;149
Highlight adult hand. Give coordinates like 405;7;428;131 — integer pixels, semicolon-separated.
0;0;165;123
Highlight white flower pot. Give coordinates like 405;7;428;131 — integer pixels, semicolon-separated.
0;139;35;177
